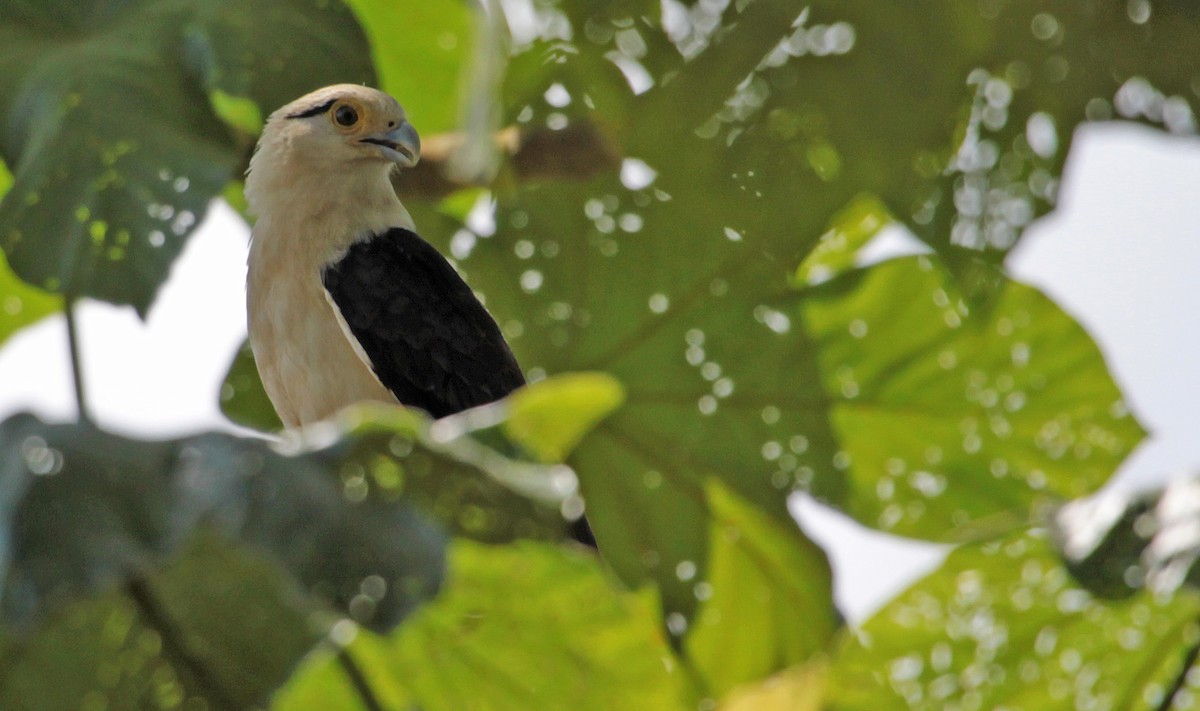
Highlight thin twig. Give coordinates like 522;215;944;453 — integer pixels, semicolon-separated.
335;648;387;711
125;576;242;710
1156;623;1200;711
63;297;89;424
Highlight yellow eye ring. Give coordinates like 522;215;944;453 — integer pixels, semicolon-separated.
333;103;359;128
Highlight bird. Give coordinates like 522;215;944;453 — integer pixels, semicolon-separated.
244;84;523;426
244;84;595;546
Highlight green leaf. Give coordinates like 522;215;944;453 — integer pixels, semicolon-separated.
1051;476;1200;601
208;89;263;137
505;371;626;463
0;159;60;348
344;0;472;133
273;541;690;711
685;480;839;699
795;194;892;287
799;256;1144;541
0;541;325;710
0;413;445;635
825;531;1200;711
0;0;374;313
414;168;840;621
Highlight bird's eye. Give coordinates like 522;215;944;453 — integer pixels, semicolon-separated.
334;104;359;127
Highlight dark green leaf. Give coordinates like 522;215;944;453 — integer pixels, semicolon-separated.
220;339;284;431
0;542;322;710
1051;476;1200;601
799;256;1144;541
0;412;445;635
0;0;374;313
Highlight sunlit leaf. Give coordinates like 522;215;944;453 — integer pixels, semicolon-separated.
344;0;472;133
794;195;892;287
0;0;374;313
717;662;826;711
505;371;625;463
0;159;60;348
825;530;1200;710
799;256;1144;541
273;541;690;711
686;480;838;699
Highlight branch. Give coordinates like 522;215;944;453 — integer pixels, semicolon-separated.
390;121;621;201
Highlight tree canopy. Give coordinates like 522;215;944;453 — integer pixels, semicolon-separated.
1;0;1198;708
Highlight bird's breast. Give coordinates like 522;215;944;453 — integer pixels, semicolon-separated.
247;226;397;427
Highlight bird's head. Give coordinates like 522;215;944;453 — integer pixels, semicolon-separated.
246;85;421;217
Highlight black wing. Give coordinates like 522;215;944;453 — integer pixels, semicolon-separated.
322;228;525;419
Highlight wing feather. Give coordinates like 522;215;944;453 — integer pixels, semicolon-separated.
321;228;525;418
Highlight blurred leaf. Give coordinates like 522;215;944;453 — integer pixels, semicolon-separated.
685;480;838;699
825;530;1200;710
0;412;445;635
0;0;374;313
338;403;582;544
0;160;60;348
0;542;323;710
717;661;826;711
505;371;625;463
345;0;472;133
273;541;690;711
794;194;892;287
272;633;416;711
209;88;263;137
1051;476;1200;601
799;256;1144;541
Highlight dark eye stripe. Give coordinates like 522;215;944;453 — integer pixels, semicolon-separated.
285;99;336;119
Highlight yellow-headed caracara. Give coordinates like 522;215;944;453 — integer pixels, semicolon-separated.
245;85;524;427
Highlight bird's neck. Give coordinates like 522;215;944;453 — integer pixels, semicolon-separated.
245;148;415;269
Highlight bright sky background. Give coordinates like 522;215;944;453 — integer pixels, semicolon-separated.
0;122;1196;622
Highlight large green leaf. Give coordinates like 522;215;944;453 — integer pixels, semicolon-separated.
273;541;689;711
798;256;1144;541
0;412;445;635
0;541;323;710
0;0;374;313
438;176;839;620
0;412;446;708
826;531;1200;711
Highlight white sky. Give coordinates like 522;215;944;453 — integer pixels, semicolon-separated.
0;122;1196;622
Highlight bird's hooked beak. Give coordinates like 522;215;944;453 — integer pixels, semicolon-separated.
361;121;421;168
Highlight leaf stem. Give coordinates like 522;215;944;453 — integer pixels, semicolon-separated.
335;648;387;711
125;576;241;709
64;297;90;424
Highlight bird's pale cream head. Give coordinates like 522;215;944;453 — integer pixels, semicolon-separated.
245;85;421;218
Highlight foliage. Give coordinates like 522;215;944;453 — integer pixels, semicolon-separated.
2;0;1199;709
